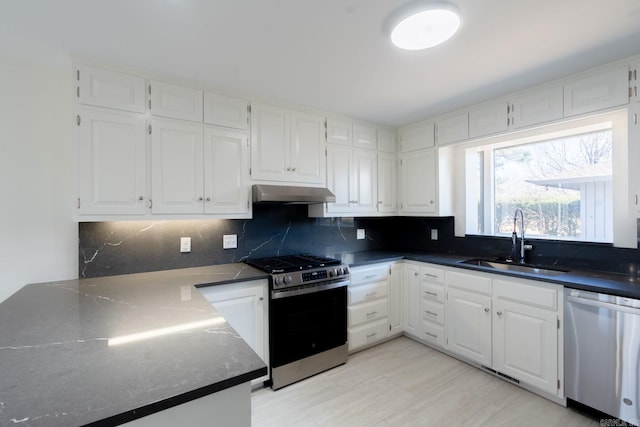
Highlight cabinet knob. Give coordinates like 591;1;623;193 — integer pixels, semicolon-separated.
414;272;419;276
484;307;490;313
429;200;435;204
206;197;211;202
496;311;503;316
198;197;204;201
138;196;144;201
259;297;264;301
292;167;296;172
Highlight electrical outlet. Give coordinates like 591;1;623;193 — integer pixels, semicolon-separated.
357;229;366;240
223;234;237;249
180;237;191;253
431;229;438;240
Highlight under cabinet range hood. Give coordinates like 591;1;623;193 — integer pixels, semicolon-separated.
252;184;336;204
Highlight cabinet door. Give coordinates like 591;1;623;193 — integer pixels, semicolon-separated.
445;287;492;366
389;264;403;336
564;66;629;117
493;299;558;395
403;264;421;337
326;118;352;146
353;124;377;150
203;92;248;129
203;127;249;214
399;122;434;152
250;103;290;182
377;129;396;152
351;149;378;213
400;149;436;214
469;102;509;138
76;65;145;113
510;85;563;129
326;144;353;213
148;80;204;122
377;151;397;213
290;111;325;184
198;280;268;385
78;108;147;215
151;119;204;214
435;112;468;145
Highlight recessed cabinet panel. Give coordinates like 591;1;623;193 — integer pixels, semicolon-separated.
78;108;147;214
469;102;509;138
445;287;492;366
353;124;377;150
351;149;378;213
511;85;563;129
203;127;249;214
435;113;468;145
149;80;204;122
290;112;325;184
326;145;353;213
400;149;436;214
250;103;289;181
151;119;204;214
377;129;396;152
377;152;397;213
203;92;248;129
564;66;629;117
76;65;146;113
326;119;353;146
399;122;434;152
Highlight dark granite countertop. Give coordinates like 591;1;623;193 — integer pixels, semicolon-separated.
335;250;640;299
0;263;269;427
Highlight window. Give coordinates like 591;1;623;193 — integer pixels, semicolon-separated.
466;120;616;243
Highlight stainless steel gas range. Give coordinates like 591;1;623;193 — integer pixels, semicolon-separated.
245;254;350;390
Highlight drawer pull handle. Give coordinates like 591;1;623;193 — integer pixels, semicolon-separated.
425;310;438;317
425;332;438;339
366;311;378;316
424;273;438;279
424;291;438;297
366;292;377;297
364;274;377;279
366;332;378;338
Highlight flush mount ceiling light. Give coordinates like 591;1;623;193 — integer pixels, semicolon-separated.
387;1;462;50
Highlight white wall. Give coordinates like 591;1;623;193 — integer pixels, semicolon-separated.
0;59;78;302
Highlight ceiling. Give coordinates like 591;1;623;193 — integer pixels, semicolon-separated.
2;0;640;127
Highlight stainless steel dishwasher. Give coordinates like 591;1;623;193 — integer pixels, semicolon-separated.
565;288;640;425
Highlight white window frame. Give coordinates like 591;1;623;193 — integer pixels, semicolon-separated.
452;109;634;248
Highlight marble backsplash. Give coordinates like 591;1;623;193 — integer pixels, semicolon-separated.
80;209;640;278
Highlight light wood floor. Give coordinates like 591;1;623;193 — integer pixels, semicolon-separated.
251;337;600;427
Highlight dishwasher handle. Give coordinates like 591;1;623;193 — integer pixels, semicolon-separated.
567;294;640;315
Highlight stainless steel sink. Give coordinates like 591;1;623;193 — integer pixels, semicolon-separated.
460;258;570;276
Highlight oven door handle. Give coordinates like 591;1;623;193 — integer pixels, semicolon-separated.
271;279;349;299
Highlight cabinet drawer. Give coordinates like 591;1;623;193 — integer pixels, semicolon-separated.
349;281;388;305
421;265;445;284
493;279;559;310
350;265;389;285
422;300;444;325
422;322;445;347
348;299;388;327
446;270;492;295
422;282;444;303
348;318;389;351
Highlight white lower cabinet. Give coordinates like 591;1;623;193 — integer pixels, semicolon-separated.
198;280;269;386
348;263;395;352
401;262;564;400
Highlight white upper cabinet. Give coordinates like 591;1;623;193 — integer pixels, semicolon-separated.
377;129;396;152
435;112;468;145
326;118;353;146
148;80;204;122
377;151;397;213
399;149;437;214
324;146;377;214
203;127;249;214
203;92;248;130
510;85;563;129
76;65;145;113
77;107;147;215
250;103;325;184
399;122;435;152
469;101;509;138
150;119;204;214
353;124;377;150
325;144;353;213
563;65;629;117
351;149;378;213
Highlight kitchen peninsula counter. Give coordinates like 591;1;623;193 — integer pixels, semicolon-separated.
0;264;268;426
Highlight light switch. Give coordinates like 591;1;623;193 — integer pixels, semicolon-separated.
223;234;237;249
431;229;438;240
180;237;191;253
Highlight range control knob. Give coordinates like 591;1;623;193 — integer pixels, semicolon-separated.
283;275;293;284
343;267;349;275
274;277;283;286
329;269;337;277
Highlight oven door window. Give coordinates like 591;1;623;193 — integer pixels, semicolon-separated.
270;286;347;368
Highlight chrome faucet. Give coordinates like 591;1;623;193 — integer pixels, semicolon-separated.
513;208;526;264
